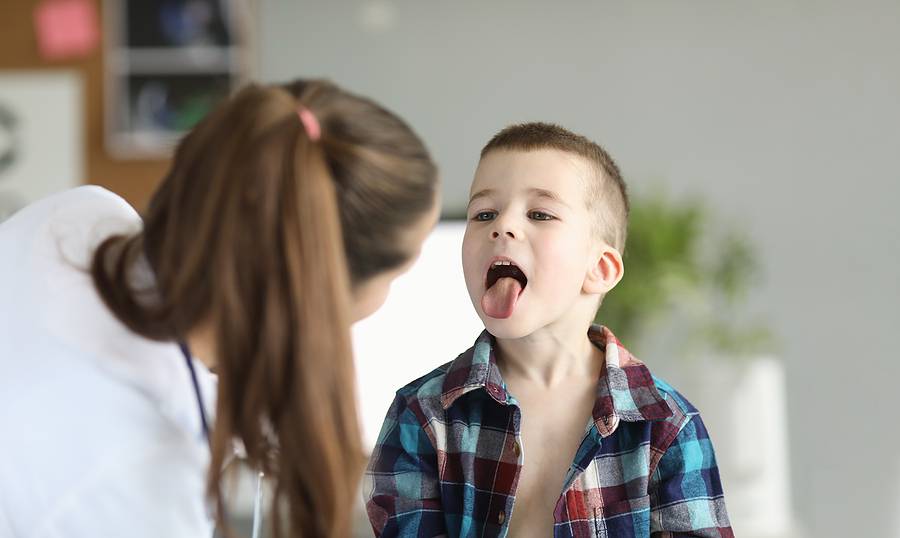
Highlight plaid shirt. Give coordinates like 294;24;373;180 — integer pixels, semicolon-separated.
364;326;732;537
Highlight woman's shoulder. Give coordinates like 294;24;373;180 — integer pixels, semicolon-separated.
1;185;136;233
0;186;140;269
0;185;153;395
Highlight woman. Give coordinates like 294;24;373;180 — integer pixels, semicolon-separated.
0;79;439;537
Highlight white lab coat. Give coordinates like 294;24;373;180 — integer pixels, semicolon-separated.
0;186;216;538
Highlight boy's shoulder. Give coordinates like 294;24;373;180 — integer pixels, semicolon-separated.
650;374;700;421
644;374;705;450
393;329;495;407
384;357;458;435
593;324;705;432
394;357;456;402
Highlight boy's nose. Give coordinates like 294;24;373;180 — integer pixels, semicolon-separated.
490;214;520;240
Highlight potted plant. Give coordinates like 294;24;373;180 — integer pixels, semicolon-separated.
597;190;799;538
596;189;773;359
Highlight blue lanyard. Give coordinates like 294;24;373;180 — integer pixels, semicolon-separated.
178;341;210;442
178;341;265;538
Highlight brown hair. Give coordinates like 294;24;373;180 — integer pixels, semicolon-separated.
90;80;437;537
481;122;629;251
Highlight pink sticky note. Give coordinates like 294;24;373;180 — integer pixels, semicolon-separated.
34;0;99;60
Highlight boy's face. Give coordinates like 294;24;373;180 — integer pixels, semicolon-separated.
462;149;608;340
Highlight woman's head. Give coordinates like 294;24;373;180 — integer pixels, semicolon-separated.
91;79;438;537
280;80;441;320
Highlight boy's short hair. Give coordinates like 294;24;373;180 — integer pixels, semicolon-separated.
481;122;629;251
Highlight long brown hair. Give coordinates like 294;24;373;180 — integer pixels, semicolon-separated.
90;80;438;537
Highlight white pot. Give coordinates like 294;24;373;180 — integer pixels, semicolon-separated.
677;356;802;538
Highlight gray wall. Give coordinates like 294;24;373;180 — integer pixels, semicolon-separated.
260;1;900;536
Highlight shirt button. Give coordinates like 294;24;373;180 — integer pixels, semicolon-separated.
498;510;506;524
513;441;521;458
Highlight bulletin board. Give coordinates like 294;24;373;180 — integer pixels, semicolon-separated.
0;0;253;211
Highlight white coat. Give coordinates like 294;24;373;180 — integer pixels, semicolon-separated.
0;186;216;538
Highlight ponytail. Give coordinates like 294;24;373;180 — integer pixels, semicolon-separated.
207;110;362;538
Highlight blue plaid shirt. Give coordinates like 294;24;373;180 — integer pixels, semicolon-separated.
364;326;732;537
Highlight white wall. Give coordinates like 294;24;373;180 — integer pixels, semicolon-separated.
351;223;482;450
260;2;900;536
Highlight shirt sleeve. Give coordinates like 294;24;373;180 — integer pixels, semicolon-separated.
364;392;448;538
649;413;734;538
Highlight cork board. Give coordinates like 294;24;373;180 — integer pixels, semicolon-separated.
0;0;170;211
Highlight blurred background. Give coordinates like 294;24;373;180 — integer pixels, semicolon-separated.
2;1;899;536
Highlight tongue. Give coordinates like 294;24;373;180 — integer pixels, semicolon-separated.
482;277;523;319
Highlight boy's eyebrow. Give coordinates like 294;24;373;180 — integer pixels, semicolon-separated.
467;189;496;209
467;188;572;209
528;188;571;208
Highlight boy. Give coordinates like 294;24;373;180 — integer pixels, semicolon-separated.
364;123;732;537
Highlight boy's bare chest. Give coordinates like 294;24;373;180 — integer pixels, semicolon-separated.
507;384;597;537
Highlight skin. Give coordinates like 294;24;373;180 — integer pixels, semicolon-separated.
349;196;442;322
187;192;441;369
462;149;624;537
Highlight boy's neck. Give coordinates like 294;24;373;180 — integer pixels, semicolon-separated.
494;318;603;388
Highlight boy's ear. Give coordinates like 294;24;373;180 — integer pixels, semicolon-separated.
583;245;624;295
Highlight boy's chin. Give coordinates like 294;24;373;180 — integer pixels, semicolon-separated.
479;315;534;340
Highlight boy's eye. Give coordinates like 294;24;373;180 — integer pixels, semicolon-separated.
529;211;554;221
472;211;496;222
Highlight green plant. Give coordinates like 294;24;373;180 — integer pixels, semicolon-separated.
595;190;775;360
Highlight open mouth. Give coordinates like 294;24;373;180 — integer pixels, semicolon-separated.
481;259;528;319
485;260;528;290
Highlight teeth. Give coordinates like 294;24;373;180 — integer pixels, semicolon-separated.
493;261;512;266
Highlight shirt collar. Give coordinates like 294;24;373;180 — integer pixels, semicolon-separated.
440;325;672;436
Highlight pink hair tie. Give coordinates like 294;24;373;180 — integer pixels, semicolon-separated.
297;106;321;141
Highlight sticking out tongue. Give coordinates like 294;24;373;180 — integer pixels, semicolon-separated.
482;277;523;319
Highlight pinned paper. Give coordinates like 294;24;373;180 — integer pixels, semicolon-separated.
33;0;99;60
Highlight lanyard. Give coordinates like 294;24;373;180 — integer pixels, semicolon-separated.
178;342;264;538
179;342;210;441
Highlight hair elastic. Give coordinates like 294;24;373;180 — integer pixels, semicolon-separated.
297;106;321;141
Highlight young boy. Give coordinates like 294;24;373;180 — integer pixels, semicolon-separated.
364;123;732;538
